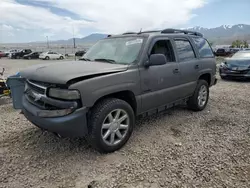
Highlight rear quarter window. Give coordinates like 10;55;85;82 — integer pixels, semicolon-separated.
192;37;214;58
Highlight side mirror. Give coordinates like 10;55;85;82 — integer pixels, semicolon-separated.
145;54;167;67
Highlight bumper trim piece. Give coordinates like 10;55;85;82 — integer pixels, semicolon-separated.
22;96;88;137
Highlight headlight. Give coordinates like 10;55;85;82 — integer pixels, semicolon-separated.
48;88;80;100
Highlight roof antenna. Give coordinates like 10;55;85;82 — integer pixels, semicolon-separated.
138;28;142;34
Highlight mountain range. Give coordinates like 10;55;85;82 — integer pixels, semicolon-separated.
51;24;250;46
188;24;250;45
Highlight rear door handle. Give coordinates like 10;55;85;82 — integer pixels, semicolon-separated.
194;65;199;69
173;68;179;74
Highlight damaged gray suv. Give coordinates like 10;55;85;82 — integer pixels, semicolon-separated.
20;29;217;153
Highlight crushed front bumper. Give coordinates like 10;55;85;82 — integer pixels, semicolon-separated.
219;68;250;79
22;96;89;137
220;72;250;78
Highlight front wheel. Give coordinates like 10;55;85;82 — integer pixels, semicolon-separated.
45;56;49;60
220;75;227;80
187;80;209;111
87;98;135;153
59;56;64;60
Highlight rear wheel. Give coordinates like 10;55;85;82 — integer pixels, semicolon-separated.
187;80;209;111
87;98;135;153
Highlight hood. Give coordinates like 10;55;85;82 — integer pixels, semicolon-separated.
20;61;128;84
225;58;250;70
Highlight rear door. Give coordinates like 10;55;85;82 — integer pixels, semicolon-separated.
53;52;59;59
32;52;38;58
191;37;216;82
139;37;181;113
173;37;199;98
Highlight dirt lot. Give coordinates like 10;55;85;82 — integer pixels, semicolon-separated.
0;59;250;188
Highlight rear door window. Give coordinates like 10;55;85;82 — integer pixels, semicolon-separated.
174;39;196;62
192;37;214;58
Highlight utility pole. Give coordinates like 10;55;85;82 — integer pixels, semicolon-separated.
46;36;49;49
72;26;76;61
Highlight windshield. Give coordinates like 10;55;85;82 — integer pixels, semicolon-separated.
82;37;144;64
232;51;250;58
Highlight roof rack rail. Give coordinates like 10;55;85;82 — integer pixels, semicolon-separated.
138;30;161;34
161;28;203;37
122;32;137;35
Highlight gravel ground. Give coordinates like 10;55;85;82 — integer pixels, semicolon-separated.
0;59;250;188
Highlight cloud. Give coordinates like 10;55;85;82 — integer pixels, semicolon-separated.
36;0;206;33
1;24;14;31
0;0;207;42
0;0;91;34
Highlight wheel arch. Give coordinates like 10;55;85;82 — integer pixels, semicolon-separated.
198;73;211;86
91;90;137;115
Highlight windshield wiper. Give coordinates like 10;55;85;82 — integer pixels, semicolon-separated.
79;57;91;61
94;58;116;63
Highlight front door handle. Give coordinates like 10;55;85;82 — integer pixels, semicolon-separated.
194;64;199;69
173;68;179;74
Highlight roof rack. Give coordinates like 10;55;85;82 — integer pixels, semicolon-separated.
161;28;203;37
122;32;137;35
138;30;161;34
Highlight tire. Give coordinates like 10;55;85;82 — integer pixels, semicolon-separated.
28;56;31;60
16;56;20;59
187;80;209;111
59;56;64;60
87;98;135;153
220;75;227;80
45;56;49;60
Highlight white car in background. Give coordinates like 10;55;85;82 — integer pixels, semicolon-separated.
39;51;65;60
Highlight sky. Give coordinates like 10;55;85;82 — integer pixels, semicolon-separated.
0;0;249;43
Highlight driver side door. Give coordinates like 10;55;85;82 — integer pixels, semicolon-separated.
139;38;181;113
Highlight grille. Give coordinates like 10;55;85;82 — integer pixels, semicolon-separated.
229;69;250;75
26;80;46;94
25;80;48;109
25;80;76;110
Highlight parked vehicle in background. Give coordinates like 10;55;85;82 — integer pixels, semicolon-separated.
75;50;86;57
11;49;32;59
0;51;5;58
229;48;240;54
214;48;232;57
23;52;42;60
39;51;65;60
0;51;10;57
7;49;19;58
3;51;10;57
219;51;250;79
19;28;217;153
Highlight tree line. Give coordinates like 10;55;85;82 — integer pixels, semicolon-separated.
231;40;249;48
